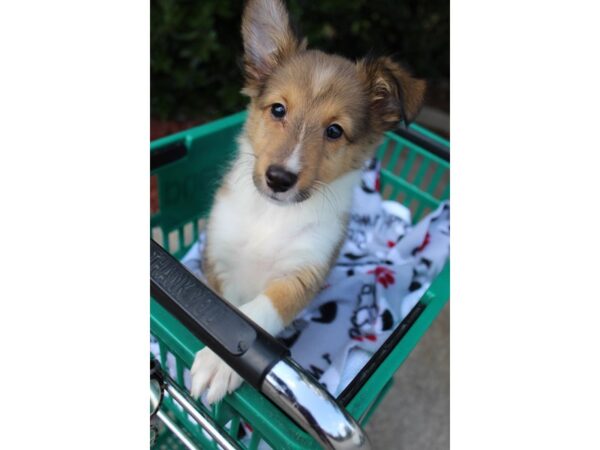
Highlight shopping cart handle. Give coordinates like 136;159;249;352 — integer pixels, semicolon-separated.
151;239;288;388
150;239;370;450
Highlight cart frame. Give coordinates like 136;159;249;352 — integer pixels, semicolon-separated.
150;111;450;449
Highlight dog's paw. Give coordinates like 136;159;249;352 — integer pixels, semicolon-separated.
190;347;243;404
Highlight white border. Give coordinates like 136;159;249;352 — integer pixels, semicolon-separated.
1;1;149;448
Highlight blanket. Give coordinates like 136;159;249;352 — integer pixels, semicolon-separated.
179;158;450;395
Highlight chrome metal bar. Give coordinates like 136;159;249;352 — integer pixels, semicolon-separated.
262;358;371;450
156;409;201;450
165;381;240;450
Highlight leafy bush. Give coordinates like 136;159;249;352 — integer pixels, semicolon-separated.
151;0;448;122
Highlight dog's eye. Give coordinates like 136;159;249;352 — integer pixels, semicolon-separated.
325;124;343;140
271;103;286;119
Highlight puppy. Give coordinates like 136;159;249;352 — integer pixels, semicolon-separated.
190;0;425;404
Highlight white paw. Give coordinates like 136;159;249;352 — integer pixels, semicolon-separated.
190;347;243;404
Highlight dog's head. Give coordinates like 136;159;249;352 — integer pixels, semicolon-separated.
241;0;426;203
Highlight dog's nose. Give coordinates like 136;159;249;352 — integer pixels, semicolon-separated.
266;165;298;193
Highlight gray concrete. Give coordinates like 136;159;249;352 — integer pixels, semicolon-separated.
365;302;449;450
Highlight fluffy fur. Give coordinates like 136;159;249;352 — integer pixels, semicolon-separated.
190;0;425;403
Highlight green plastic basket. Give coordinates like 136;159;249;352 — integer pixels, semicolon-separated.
150;111;450;449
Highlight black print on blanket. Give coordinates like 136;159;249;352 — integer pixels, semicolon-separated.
178;158;450;396
278;301;338;347
278;319;308;348
346;229;367;249
349;284;378;341
360;158;381;194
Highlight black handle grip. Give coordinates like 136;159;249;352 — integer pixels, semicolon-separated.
150;239;289;388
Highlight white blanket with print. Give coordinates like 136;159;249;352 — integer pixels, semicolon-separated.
175;159;450;396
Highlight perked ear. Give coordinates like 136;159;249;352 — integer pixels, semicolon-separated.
241;0;305;97
358;56;427;130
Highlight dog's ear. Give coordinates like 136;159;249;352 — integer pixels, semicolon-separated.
358;56;426;131
241;0;305;97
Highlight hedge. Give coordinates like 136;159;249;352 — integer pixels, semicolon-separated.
151;0;449;123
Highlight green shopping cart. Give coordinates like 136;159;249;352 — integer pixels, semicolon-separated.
150;111;450;449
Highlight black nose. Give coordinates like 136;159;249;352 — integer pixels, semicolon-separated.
265;165;298;193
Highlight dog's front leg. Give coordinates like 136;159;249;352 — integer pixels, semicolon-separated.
190;266;324;404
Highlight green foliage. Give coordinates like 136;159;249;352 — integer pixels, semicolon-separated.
151;0;449;122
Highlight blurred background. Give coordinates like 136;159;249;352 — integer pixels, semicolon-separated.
151;0;449;140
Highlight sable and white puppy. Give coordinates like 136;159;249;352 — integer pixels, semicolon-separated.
190;0;425;403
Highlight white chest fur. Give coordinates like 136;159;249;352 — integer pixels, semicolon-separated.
205;136;359;307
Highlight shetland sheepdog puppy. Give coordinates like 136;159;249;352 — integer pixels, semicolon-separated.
190;0;426;403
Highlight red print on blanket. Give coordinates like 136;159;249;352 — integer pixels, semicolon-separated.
368;266;395;288
412;232;431;255
352;334;377;342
